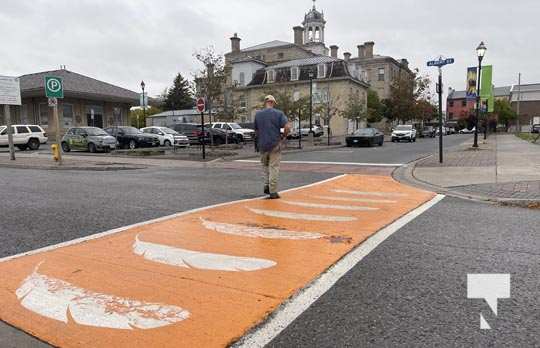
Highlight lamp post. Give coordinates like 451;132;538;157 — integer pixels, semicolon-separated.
473;41;487;148
140;80;146;129
308;70;314;143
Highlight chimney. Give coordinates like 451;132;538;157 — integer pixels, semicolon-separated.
357;45;365;58
293;26;304;45
230;33;241;53
330;45;339;58
400;59;409;69
364;41;374;58
343;52;351;62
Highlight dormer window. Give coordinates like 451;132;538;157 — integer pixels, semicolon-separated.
317;64;327;78
239;72;245;86
291;67;299;81
267;70;275;83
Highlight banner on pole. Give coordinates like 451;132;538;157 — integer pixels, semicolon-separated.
466;67;477;99
480;65;494;113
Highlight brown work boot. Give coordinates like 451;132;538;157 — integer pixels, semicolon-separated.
268;192;281;199
264;185;270;195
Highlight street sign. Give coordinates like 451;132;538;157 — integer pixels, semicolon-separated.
48;97;58;107
196;97;206;113
427;58;455;67
45;76;64;99
0;75;21;105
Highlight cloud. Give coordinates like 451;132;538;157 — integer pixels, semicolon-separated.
1;0;538;99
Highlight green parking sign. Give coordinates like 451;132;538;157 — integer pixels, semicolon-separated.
45;76;64;98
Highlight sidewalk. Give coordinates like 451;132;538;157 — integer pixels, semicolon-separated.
408;134;540;205
0;155;148;171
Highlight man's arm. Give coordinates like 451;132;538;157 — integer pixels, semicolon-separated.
280;112;290;138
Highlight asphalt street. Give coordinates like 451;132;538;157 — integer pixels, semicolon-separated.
269;197;540;347
282;134;472;164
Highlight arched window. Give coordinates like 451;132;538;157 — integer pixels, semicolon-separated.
315;27;320;41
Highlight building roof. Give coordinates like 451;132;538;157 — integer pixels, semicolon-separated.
242;40;293;52
494;86;511;97
511;83;540;92
147;109;201;118
231;57;267;66
447;90;467;99
267;55;339;70
19;69;140;104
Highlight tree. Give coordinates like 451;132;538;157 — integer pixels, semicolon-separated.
340;93;366;131
164;74;194;111
258;89;310;124
193;46;227;122
318;88;341;144
384;69;432;124
366;89;384;123
415;98;438;124
494;99;517;132
129;107;162;128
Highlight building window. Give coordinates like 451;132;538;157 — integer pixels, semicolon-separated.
239;95;247;109
239;72;245;86
378;68;385;81
278;52;284;59
449;101;454;107
291;67;299;81
461;100;467;107
267;70;275;83
62;104;74;127
317;64;326;78
39;103;49;127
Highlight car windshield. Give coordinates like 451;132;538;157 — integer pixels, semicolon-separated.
161;128;178;135
354;128;375;136
122;127;141;134
86;128;108;136
229;123;242;129
395;125;412;131
423;127;433;131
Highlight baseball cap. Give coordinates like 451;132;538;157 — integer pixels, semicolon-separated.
264;95;277;104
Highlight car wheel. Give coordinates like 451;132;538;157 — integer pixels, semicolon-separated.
61;142;71;152
129;140;137;150
27;138;40;150
214;137;224;146
17;144;28;151
379;139;384;146
164;140;172;147
88;143;97;153
413;137;417;142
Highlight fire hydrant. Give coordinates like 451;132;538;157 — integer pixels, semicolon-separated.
51;144;60;162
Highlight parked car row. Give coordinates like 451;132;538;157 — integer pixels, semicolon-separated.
0;125;48;150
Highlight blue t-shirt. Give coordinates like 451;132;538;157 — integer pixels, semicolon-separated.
254;108;288;152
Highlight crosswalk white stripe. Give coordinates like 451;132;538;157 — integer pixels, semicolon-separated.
281;201;379;211
249;208;356;222
312;195;397;204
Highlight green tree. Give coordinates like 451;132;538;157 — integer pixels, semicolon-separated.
193;46;227;121
366;89;384;123
494;99;516;131
384;69;431;124
340;93;366;130
164;73;194;111
129;107;162;128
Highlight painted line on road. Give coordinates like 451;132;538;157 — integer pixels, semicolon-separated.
235;160;404;167
233;194;446;348
0;174;346;264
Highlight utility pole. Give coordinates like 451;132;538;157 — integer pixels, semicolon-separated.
516;73;521;134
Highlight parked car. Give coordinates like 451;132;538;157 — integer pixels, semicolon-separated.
300;125;324;137
346;128;384;147
104;126;159;149
204;126;239;145
391;125;417;142
459;127;476;134
140;126;189;147
420;126;436;138
173;123;209;144
435;127;449;136
531;124;540;134
210;122;255;142
61;127;117;153
0;124;48;150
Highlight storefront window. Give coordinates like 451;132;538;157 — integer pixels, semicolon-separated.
39;103;49;127
62;104;74;127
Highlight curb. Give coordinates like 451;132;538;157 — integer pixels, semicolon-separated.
392;157;540;209
0;163;147;171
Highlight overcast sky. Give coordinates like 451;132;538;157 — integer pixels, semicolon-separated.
1;0;538;100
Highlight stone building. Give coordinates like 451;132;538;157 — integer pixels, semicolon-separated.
0;69;139;138
222;1;411;135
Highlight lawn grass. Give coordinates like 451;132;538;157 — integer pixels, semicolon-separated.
517;132;540;144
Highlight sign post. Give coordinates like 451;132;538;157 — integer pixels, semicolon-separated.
196;97;206;160
427;57;455;164
45;76;64;164
0;75;22;161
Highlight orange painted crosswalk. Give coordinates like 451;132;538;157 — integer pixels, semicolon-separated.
0;175;435;347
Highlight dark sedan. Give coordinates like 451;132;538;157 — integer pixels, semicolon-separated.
104;126;159;149
346;128;384;147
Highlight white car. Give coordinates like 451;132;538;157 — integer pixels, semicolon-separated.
210;122;255;142
459;127;476;134
391;125;417;142
0;124;48;150
140;126;190;147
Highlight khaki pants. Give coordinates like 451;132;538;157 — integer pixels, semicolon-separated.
260;145;282;193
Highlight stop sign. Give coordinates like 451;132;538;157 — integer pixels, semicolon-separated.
196;97;206;113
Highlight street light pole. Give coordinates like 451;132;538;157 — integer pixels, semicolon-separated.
473;42;486;148
140;80;146;129
437;67;444;163
309;70;314;142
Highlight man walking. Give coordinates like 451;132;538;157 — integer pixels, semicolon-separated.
254;95;290;199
